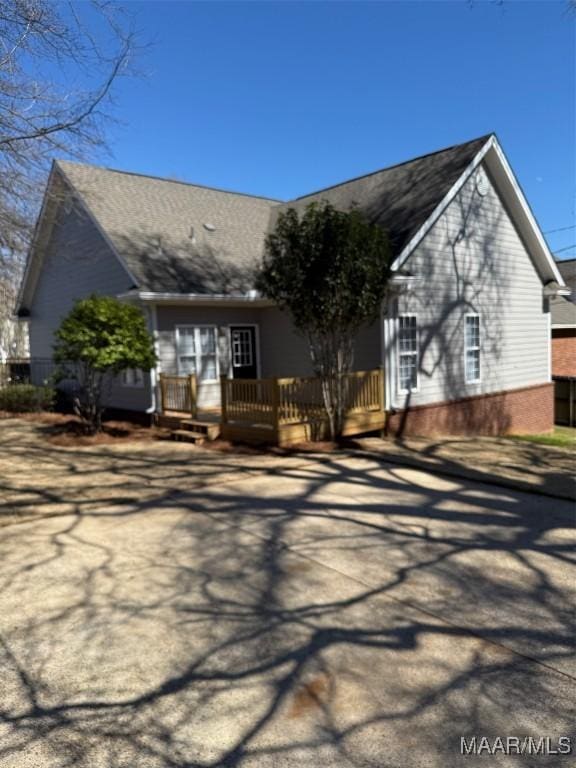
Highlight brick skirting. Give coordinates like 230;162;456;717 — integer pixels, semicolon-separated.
386;382;554;438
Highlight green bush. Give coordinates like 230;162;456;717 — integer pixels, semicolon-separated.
0;385;55;413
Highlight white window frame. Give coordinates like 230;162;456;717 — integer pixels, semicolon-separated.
175;325;219;383
397;314;419;394
464;313;481;384
120;368;145;388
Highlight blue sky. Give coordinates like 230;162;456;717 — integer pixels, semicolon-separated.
95;1;574;258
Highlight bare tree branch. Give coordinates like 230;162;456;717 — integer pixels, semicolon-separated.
0;0;142;356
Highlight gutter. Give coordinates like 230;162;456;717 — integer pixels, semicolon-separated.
117;290;275;308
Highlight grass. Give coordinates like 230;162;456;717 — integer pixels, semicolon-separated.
512;426;576;449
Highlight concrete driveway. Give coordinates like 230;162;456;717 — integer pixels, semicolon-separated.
0;422;574;766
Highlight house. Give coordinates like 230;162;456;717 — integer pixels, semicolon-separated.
550;278;576;426
17;134;569;442
556;257;576;304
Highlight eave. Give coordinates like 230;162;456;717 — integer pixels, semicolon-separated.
117;290;275;308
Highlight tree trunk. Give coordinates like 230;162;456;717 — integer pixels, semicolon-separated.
309;330;354;441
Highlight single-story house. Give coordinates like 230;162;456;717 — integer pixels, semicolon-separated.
17;133;570;442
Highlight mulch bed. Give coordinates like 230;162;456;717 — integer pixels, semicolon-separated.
1;411;361;453
43;417;168;446
0;411;168;446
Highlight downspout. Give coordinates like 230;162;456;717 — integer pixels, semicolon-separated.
146;304;161;414
381;296;393;412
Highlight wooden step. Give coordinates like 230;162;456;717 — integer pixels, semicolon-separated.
180;420;220;440
171;429;206;444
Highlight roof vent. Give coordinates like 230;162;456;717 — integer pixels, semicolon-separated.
203;222;216;232
476;170;489;197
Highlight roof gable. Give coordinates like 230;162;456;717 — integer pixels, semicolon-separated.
55;161;280;295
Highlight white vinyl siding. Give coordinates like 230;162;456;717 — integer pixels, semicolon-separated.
27;204;151;412
393;164;549;408
464;315;481;383
398;315;419;392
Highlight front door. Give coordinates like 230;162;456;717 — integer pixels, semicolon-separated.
230;326;258;379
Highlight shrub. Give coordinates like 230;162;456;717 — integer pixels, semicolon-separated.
0;385;55;413
54;295;156;433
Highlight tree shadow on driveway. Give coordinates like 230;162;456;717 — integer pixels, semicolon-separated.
0;421;574;767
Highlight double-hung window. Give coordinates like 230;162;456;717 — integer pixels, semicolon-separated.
465;314;481;383
397;315;418;392
176;326;218;381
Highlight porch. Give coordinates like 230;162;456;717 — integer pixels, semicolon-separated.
156;368;386;446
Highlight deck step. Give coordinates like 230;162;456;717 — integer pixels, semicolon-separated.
171;429;206;444
180;420;220;440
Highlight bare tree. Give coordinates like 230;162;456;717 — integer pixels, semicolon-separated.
0;0;140;356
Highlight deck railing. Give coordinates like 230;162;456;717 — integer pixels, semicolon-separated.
220;377;276;427
220;368;384;428
159;373;197;416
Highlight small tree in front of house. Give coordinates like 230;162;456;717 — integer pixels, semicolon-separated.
256;201;392;439
53;295;156;434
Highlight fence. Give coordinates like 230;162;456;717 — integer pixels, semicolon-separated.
0;358;59;387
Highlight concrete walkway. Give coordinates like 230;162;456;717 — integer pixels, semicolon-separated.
0;420;574;767
356;434;575;501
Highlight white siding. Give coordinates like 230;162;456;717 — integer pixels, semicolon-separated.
391;164;549;409
28;205;152;411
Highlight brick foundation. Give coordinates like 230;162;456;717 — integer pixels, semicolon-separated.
386;382;554;438
552;329;576;378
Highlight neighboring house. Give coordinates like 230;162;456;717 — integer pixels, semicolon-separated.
17;134;569;438
550;290;576;426
556;257;576;304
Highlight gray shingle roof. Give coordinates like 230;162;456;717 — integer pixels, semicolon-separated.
557;258;576;283
551;295;576;328
56;135;491;294
279;134;492;254
57;161;280;294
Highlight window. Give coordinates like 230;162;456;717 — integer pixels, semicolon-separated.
232;329;253;368
176;326;218;381
397;315;418;392
121;368;144;388
465;314;481;383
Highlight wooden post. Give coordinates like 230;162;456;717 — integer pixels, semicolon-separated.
379;366;386;412
271;377;280;430
220;375;228;424
188;374;197;417
159;373;166;413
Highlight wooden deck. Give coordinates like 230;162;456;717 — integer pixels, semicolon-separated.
158;369;386;446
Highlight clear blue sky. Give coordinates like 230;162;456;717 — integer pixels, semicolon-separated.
97;1;574;258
